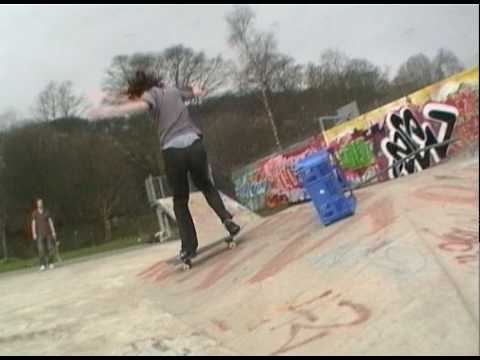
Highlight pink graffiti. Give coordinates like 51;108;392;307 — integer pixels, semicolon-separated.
438;228;479;265
445;87;477;121
255;136;326;207
258;155;299;193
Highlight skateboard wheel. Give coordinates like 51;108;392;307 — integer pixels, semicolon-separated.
228;242;237;249
182;263;191;271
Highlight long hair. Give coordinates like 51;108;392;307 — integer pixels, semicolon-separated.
126;70;164;100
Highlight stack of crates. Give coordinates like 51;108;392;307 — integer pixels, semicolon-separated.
295;150;356;225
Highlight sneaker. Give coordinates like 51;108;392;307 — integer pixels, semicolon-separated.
224;219;241;237
39;265;46;272
178;250;197;261
49;264;55;270
176;250;187;261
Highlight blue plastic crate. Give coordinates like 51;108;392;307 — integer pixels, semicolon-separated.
295;150;334;186
317;196;356;225
304;174;343;203
295;148;357;226
332;166;350;191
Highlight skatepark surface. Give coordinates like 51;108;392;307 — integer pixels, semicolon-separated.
0;152;478;355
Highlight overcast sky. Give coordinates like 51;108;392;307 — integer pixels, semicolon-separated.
0;4;478;120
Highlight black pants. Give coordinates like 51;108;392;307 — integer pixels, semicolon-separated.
162;139;232;254
36;235;54;267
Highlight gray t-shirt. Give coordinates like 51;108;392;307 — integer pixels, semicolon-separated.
163;132;199;149
142;86;202;150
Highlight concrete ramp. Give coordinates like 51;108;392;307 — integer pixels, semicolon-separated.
0;155;478;355
156;192;261;245
140;155;479;356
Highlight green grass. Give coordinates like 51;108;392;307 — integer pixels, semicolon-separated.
0;236;143;275
60;236;142;261
0;258;37;274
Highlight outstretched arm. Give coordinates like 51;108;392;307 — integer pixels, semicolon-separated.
89;100;149;120
179;82;207;101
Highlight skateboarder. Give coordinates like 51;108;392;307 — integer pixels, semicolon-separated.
31;198;57;271
91;71;241;262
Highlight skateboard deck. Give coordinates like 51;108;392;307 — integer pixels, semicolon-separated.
167;233;241;270
55;241;63;263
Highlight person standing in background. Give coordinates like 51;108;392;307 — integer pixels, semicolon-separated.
32;198;57;271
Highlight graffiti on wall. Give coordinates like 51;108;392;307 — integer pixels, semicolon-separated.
233;135;326;211
380;103;458;179
338;139;374;170
233;67;479;211
233;170;268;211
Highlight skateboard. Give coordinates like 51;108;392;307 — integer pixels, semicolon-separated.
167;234;238;271
54;240;63;263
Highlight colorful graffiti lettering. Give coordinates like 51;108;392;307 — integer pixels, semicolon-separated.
259;136;326;208
257;153;307;207
380;103;458;179
233;170;267;212
233;135;326;209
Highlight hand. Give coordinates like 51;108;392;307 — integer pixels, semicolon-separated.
190;81;206;97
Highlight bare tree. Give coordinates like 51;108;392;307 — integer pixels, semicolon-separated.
305;50;348;90
305;50;350;89
33;81;58;121
57;81;88;118
76;134;136;243
431;48;464;81
392;49;464;97
33;81;87;121
391;53;434;96
270;55;304;92
304;49;390;114
343;58;390;106
226;5;302;151
162;45;205;88
160;45;234;99
102;46;232;104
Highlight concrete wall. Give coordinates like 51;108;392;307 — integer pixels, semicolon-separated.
233;67;479;211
